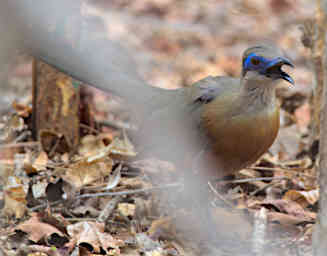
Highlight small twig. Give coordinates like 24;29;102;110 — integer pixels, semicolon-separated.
99;119;138;131
227;176;289;184
29;200;62;212
80;123;100;134
97;196;122;222
0;141;39;149
14;130;31;143
66;217;97;222
77;183;181;199
250;182;278;196
66;217;128;227
48;136;61;157
211;176;289;197
250;166;316;178
208;181;234;208
212;176;288;184
29;183;182;211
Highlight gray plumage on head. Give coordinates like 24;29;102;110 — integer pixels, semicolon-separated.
240;43;294;85
242;44;285;71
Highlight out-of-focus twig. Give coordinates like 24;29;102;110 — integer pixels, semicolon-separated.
29;182;182;212
0;141;39;149
300;16;325;146
99;118;138;131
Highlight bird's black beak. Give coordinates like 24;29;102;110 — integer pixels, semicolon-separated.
264;57;294;85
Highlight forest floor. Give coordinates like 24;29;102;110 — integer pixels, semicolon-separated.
0;1;318;255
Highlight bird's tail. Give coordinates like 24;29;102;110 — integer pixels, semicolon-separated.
0;0;159;109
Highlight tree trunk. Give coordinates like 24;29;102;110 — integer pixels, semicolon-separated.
32;60;80;156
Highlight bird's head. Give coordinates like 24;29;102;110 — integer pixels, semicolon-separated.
241;45;294;85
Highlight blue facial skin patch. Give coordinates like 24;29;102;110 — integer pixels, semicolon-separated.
244;53;270;72
243;53;294;84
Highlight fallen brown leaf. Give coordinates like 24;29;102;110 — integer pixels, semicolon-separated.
118;203;136;218
31;151;49;171
283;189;319;208
16;214;66;243
62;157;113;189
263;198;315;222
3;176;27;218
66;221;123;254
267;211;310;226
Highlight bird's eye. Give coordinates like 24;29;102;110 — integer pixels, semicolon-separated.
251;58;260;66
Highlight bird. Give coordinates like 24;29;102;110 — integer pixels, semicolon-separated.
1;3;296;246
0;1;295;178
30;42;294;179
128;44;294;178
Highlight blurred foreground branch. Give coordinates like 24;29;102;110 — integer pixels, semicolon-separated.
313;0;327;255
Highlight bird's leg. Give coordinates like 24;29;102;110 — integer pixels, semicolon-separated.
191;148;206;175
181;149;221;243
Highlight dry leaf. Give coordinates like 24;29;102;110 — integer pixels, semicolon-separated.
0;115;25;161
16;214;66;243
26;250;49;256
118;203;136;217
62;157;113;188
66;221;123;254
12;101;32;118
87;131;137;162
135;233;164;255
148;217;176;240
72;205;100;217
0;164;14;184
267;212;310;226
263;199;315;222
31;179;48;199
32;151;49;171
3;176;27;218
108;130;137;157
281;157;312;169
105;163;122;190
6;114;25;132
283;189;319;208
78;134;106;157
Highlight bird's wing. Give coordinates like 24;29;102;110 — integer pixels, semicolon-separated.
187;76;240;107
136;76;241;162
187;75;241;146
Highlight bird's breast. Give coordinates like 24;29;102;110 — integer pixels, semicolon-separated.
201;101;280;173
